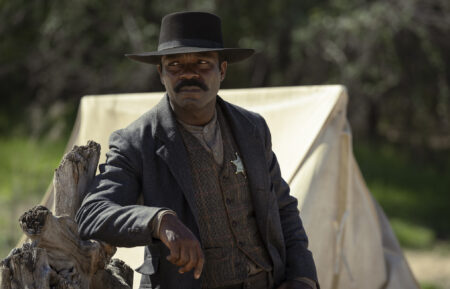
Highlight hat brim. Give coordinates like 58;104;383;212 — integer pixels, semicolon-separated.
125;47;254;65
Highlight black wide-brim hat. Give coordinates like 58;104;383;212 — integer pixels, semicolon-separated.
125;12;254;64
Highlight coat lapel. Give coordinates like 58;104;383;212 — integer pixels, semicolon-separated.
152;95;270;244
153;96;199;225
217;97;270;244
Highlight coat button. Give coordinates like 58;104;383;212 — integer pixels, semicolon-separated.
226;198;232;205
232;220;238;227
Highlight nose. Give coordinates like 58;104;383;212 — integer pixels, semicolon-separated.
179;63;200;79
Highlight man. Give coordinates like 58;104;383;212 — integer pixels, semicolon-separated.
76;11;319;289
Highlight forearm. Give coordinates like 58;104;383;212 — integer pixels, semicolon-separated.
75;130;165;247
76;196;165;247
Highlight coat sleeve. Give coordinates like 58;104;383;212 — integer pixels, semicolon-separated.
75;130;165;247
261;117;319;285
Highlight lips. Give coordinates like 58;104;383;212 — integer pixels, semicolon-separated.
180;85;202;91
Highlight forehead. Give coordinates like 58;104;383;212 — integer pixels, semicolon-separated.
161;51;219;62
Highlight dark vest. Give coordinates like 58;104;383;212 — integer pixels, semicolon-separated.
178;107;272;288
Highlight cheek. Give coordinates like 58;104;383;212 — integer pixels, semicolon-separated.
214;74;223;87
160;75;175;89
207;70;222;84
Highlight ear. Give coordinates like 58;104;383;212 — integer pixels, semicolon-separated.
219;61;228;82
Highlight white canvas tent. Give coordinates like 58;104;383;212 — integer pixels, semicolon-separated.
41;85;419;288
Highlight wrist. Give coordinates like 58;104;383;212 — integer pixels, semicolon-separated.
152;210;177;239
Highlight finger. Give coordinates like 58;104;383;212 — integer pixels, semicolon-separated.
179;248;197;274
166;244;180;264
193;247;204;279
175;244;189;267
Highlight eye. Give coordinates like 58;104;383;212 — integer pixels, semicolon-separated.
168;61;180;66
198;59;209;64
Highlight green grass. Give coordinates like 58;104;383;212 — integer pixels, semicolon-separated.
390;218;435;249
421;283;442;289
0;137;66;257
355;141;449;288
354;141;450;247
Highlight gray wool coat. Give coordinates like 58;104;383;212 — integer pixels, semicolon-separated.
75;95;318;289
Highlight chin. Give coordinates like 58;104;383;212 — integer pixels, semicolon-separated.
170;91;217;110
180;99;207;110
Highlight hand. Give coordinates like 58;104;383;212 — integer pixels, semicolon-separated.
158;213;204;279
277;280;313;289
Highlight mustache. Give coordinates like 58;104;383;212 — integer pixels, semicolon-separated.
174;79;209;93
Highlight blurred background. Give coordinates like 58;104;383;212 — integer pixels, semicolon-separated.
0;0;449;288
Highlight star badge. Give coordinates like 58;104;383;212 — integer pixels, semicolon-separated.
231;152;246;177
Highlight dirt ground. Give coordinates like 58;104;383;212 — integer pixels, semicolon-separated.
405;248;450;289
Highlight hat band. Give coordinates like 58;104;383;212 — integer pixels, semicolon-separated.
158;38;223;51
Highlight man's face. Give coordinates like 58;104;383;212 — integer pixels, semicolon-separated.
158;52;227;113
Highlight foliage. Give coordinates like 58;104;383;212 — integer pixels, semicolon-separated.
0;0;448;150
390;219;435;249
421;283;442;289
0;137;66;257
354;141;450;239
0;2;448;285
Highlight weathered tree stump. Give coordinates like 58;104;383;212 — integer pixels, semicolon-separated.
1;141;133;289
0;265;11;289
53;141;101;219
20;206;114;288
90;259;133;289
2;244;51;289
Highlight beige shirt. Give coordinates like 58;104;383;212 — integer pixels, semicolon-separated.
177;109;223;166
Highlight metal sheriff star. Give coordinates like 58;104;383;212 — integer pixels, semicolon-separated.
231;152;246;177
